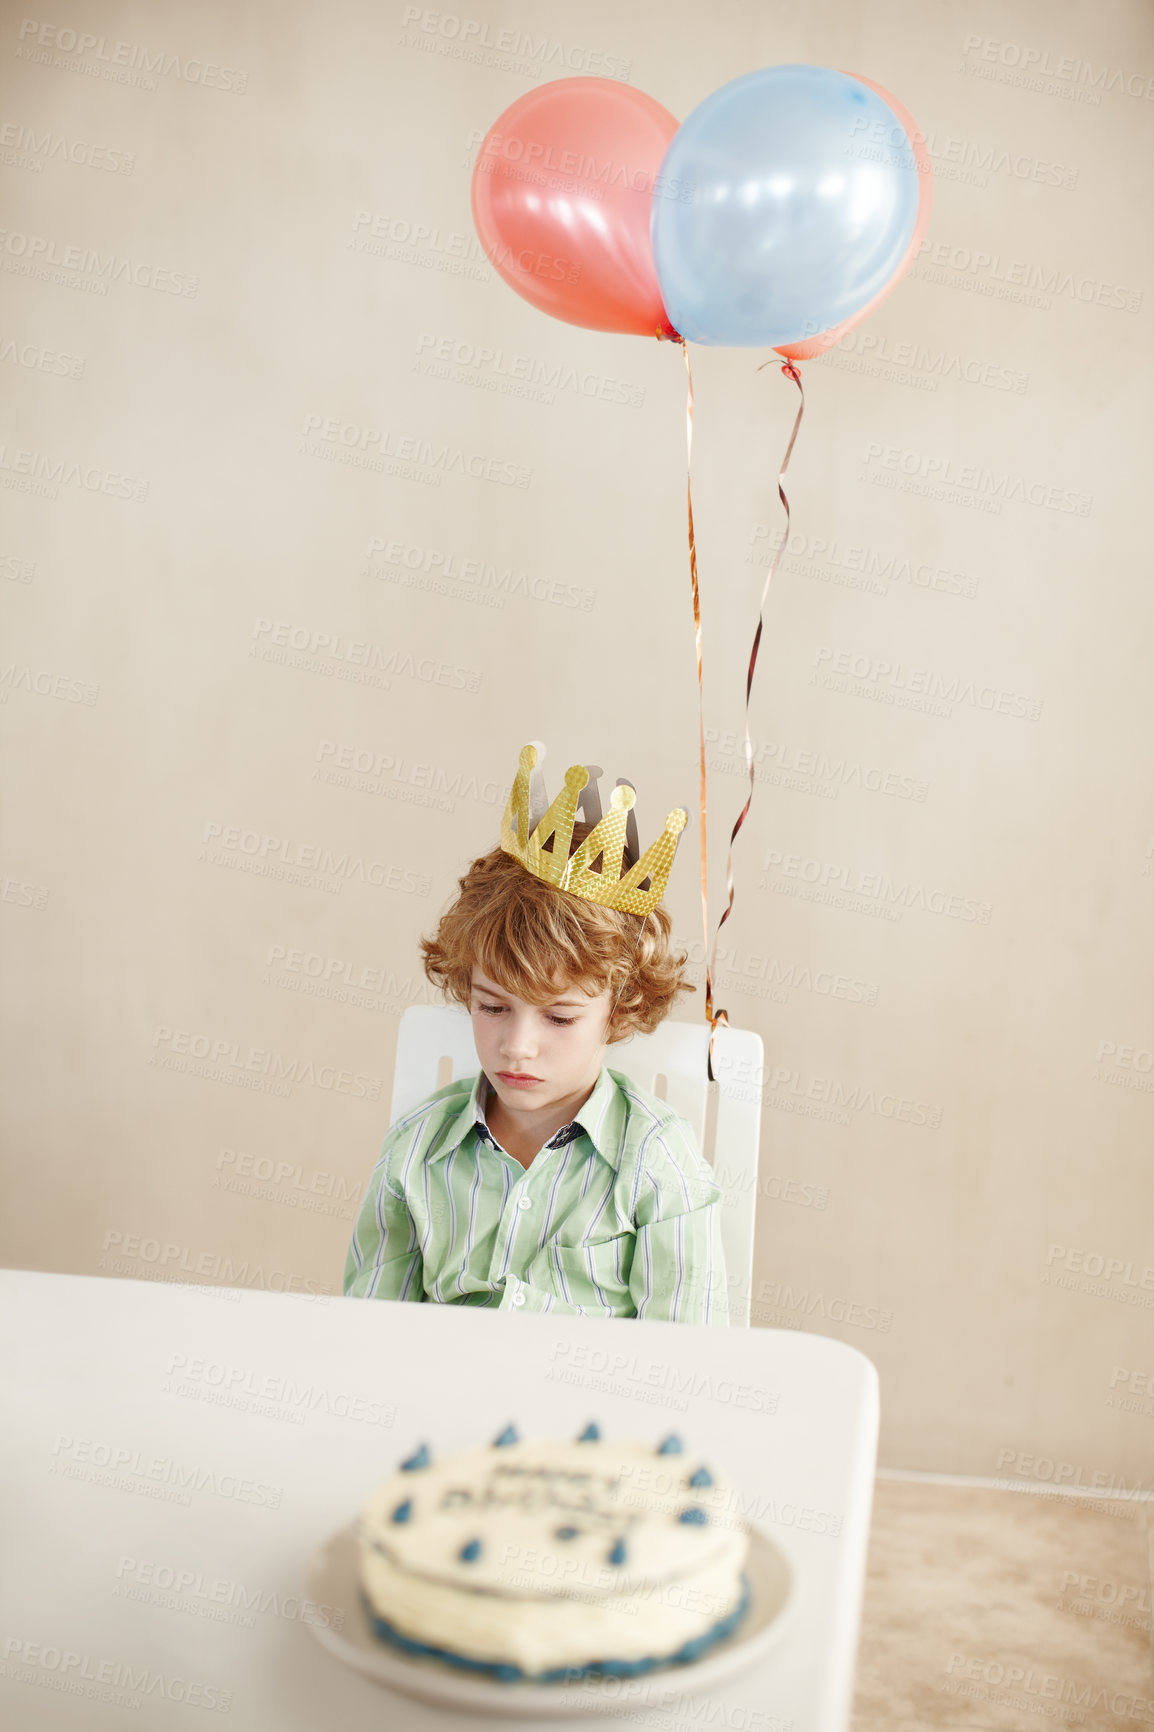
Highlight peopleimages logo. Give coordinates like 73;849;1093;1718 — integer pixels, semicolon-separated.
753;1282;893;1334
164;1354;393;1427
0;336;85;378
349;209;490;281
942;1651;1154;1720
761;848;993;926
0;226;199;295
960;32;1154;103
311;748;464;815
250;615;482;694
705;723;929;804
824;329;1028;393
15;17;249;92
911;237;1141;315
860;441;1092;516
397;7;631;82
113;1554;345;1630
1044;1243;1154;1290
364;537;595;612
684;938;879;1008
299;413;531;489
97;1231;332;1300
720;1053;942;1128
994;1446;1153;1500
811;644;1043;721
0;1635;232;1714
0;441;148;501
414;332;646;408
150;1024;383;1101
475;131;692;202
50;1429;286;1506
848;113;1078;191
199;819;431;898
747;524;978;602
0;121;136;174
0;662;99;704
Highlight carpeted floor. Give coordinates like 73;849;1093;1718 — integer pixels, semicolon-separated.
851;1477;1154;1732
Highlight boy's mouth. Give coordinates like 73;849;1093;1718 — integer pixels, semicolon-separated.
497;1071;542;1086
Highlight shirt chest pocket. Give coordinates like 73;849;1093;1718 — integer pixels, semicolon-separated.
527;1232;634;1313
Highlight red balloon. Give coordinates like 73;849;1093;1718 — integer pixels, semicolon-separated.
472;77;680;338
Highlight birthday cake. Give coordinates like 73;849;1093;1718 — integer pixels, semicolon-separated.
356;1423;751;1682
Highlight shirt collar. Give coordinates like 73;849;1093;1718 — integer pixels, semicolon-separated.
433;1063;624;1167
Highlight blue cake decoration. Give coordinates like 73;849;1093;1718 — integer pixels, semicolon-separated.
554;1525;580;1540
400;1443;431;1471
492;1424;519;1447
390;1498;413;1523
608;1538;627;1565
577;1421;601;1442
458;1538;483;1562
688;1466;714;1487
678;1507;708;1525
656;1434;684;1455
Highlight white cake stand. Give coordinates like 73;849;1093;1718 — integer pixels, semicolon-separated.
304;1521;794;1720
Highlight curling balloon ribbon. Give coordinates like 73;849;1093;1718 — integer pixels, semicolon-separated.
674;336;719;1080
673;341;806;1081
656;325;723;1080
666;333;727;1081
705;357;806;1080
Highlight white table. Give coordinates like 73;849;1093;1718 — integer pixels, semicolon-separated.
0;1270;878;1730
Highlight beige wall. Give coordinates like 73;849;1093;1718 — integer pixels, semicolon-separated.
2;0;1151;1487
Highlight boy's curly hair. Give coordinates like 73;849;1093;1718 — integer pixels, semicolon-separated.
419;820;696;1044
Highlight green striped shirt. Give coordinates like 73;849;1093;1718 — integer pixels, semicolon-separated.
343;1064;728;1324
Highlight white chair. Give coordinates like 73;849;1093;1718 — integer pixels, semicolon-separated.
390;1005;763;1326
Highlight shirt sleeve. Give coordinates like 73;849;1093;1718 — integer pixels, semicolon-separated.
343;1128;424;1302
628;1117;730;1326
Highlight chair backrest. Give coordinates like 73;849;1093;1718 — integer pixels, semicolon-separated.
390;1005;762;1326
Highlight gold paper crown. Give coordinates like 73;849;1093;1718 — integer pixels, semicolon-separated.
500;741;688;917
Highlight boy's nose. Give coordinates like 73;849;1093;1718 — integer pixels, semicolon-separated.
500;1025;539;1060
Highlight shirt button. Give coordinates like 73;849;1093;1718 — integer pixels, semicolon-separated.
512;1292;525;1307
518;1195;532;1211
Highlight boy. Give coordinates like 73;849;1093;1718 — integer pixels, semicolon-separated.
343;741;728;1324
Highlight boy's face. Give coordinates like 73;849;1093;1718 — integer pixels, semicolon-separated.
469;965;616;1114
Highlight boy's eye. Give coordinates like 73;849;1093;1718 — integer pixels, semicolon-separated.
477;1004;576;1026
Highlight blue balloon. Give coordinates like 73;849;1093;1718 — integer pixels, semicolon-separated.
651;65;921;347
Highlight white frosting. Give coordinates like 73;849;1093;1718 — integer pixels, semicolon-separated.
358;1436;750;1674
360;1543;744;1671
